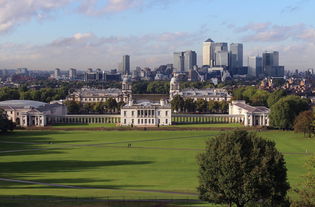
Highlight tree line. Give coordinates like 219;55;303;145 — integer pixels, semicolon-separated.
65;98;124;114
171;95;229;114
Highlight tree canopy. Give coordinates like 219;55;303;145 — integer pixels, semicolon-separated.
294;110;314;137
0;109;15;133
269;96;310;129
198;130;290;207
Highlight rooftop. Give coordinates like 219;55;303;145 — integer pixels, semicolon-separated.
0;100;47;108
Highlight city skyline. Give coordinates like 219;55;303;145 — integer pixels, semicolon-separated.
0;0;315;71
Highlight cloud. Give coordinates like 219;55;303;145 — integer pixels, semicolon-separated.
0;30;205;70
235;23;315;42
0;0;73;33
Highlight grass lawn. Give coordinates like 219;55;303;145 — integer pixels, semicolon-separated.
0;130;314;206
51;123;117;128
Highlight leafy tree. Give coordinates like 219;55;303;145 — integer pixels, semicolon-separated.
267;89;286;107
198;130;290;207
184;98;196;113
232;87;246;100
291;156;315;207
218;101;229;114
104;98;118;113
196;99;208;113
65;101;81;114
93;102;106;114
242;86;257;103
208;100;219;113
294;110;314;137
0;109;15;133
270;96;310;129
250;90;269;106
171;95;184;112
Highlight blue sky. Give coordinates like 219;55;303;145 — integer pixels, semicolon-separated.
0;0;314;70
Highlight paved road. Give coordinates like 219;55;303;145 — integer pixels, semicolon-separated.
0;177;197;196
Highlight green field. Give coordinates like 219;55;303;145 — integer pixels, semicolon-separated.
0;130;314;206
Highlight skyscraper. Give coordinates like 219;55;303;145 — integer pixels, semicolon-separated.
229;43;243;69
54;68;61;80
69;68;77;80
248;56;263;78
183;50;197;71
263;51;280;77
202;39;215;66
122;55;130;75
173;52;184;72
213;42;228;67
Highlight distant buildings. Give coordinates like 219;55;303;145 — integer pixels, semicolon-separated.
248;56;263;78
122;55;130;75
173;51;197;72
54;68;61;80
69;68;77;80
262;51;284;77
229;43;243;70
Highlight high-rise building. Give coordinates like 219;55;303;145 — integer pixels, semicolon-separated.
203;39;215;66
229;43;243;69
263;51;282;77
248;56;263;78
122;55;130;75
69;68;77;80
213;42;228;67
54;68;61;80
173;52;185;72
183;50;197;72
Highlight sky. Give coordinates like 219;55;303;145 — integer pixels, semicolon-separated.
0;0;315;71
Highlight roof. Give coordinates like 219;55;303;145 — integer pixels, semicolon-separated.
204;38;214;42
234;102;269;113
0;100;47;108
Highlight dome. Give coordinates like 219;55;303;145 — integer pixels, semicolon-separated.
0;100;47;108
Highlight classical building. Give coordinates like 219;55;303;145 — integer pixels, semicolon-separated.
120;100;172;127
0;100;67;127
169;75;231;101
67;76;132;103
229;100;269;127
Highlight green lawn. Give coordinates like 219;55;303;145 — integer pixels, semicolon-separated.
0;130;314;206
51;123;117;128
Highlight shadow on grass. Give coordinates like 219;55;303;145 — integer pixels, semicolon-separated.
0;195;206;207
0;160;154;175
0;131;90;157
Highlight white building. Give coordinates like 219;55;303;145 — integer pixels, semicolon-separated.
169;75;231;101
0;100;67;127
67;75;132;103
121;100;172;127
229;100;270;127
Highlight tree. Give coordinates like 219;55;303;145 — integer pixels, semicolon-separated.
184;98;196;113
0;109;15;133
250;89;269;106
104;98;118;113
267;89;286;108
294;110;314;138
171;95;184;112
198;130;290;207
270;96;310;129
291;156;315;207
196;99;208;113
65;100;80;114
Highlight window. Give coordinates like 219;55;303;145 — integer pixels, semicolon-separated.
152;119;154;124
124;111;127;117
132;119;134;124
138;119;140;124
157;111;160;116
145;119;147;124
124;119;126;124
166;119;168;124
132;111;134;116
148;119;151;124
152;110;155;116
141;119;143;124
165;111;168;116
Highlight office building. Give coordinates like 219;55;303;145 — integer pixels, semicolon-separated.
203;38;215;66
54;68;61;80
122;55;130;75
69;68;77;80
263;51;284;77
215;50;229;67
229;43;243;69
248;56;263;78
173;52;185;72
184;51;197;72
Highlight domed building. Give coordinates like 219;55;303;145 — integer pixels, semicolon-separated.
0;100;67;127
169;75;231;102
67;75;132;103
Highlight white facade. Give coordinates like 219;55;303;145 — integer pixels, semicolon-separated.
229;100;270;127
67;75;132;103
0;100;67;127
169;75;231;101
121;100;172;127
